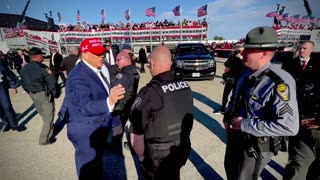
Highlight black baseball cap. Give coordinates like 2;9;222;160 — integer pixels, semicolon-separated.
28;47;46;55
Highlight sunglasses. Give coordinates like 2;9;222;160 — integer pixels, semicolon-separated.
105;44;111;47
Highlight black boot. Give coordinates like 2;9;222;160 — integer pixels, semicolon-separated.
3;125;12;132
11;126;27;132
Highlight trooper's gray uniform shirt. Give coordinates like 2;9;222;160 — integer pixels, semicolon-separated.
229;62;299;136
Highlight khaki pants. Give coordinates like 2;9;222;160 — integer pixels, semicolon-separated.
29;91;55;144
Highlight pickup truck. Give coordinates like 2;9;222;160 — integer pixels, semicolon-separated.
172;43;216;80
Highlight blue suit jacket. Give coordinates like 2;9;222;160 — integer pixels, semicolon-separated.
64;61;114;127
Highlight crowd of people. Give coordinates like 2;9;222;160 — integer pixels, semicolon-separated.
0;25;319;180
58;18;208;31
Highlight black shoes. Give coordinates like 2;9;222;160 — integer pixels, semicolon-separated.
3;125;26;132
39;137;57;145
3;125;12;132
124;142;130;150
213;108;226;114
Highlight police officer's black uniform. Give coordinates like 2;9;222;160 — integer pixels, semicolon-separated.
109;64;140;126
0;61;26;132
20;47;58;145
130;71;194;179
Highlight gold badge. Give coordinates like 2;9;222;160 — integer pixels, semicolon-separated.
276;83;289;101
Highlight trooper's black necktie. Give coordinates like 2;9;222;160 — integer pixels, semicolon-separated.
99;71;110;90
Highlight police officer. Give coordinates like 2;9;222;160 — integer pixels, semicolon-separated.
223;26;299;180
130;46;194;179
20;47;58;145
0;60;26;132
283;41;320;180
109;52;140;127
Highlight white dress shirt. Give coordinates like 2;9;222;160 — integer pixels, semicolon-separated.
82;60;114;112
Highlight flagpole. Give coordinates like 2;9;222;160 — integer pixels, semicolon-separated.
179;21;182;43
149;23;152;51
130;20;133;46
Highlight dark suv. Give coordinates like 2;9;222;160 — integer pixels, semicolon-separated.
172;43;216;80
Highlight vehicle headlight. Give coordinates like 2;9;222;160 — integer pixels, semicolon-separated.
208;59;215;67
176;60;184;68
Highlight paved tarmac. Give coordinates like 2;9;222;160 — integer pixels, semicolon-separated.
0;58;287;180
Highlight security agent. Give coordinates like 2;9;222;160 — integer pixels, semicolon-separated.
0;61;26;132
109;52;140;126
20;47;58;145
130;46;194;179
283;41;320;180
223;26;299;180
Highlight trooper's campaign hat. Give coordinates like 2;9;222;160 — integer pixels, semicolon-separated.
243;26;286;49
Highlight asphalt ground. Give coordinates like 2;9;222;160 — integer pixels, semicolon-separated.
0;58;287;180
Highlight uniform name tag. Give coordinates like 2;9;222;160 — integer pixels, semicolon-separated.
161;81;189;93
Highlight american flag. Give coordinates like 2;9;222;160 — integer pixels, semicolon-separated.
145;7;156;17
57;12;62;22
197;5;207;17
266;11;279;18
301;15;309;23
125;8;130;21
278;13;289;21
101;9;105;21
172;5;180;16
309;17;316;23
76;10;80;21
289;14;300;23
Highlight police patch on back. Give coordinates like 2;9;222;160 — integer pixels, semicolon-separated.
161;81;189;93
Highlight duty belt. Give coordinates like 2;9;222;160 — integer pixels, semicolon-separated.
148;139;180;150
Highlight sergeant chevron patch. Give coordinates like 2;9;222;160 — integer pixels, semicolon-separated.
279;103;293;116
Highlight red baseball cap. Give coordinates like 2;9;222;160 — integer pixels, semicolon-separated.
80;38;106;55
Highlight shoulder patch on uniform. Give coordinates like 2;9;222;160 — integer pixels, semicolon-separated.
276;83;289;101
46;68;52;75
116;73;123;79
131;97;142;112
279;103;294;116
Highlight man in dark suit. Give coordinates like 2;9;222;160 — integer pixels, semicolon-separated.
60;46;79;75
138;45;147;73
64;38;125;178
283;41;320;179
282;41;319;80
13;49;30;74
49;48;66;84
105;39;119;65
0;60;26;132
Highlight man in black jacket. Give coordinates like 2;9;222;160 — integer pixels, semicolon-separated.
215;46;245;114
13;49;30;74
60;47;79;75
138;45;147;73
283;41;320;180
0;60;26;132
49;48;65;85
109;52;140;127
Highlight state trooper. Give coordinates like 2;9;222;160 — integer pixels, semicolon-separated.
0;60;26;132
129;46;194;179
223;26;299;180
20;47;58;145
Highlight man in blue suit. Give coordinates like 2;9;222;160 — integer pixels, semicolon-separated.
64;38;125;179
